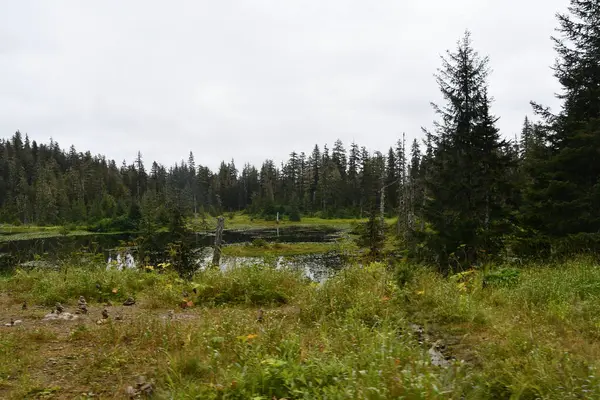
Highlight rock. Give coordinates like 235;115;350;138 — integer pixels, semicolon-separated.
123;297;136;306
428;341;450;367
160;310;174;320
136;375;146;387
43;312;78;321
77;296;88;314
132;376;154;396
76;305;88;314
115;313;123;321
139;382;153;395
125;386;137;398
409;323;424;335
4;318;21;327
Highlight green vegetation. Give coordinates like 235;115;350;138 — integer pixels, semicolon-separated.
0;224;94;243
2;259;600;398
188;213;397;232
221;241;345;257
1;0;598;264
1;2;600;398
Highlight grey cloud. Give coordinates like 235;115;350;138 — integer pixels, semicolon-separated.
0;0;567;169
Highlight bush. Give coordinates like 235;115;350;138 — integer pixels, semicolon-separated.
87;216;137;233
394;261;416;287
251;238;268;248
288;208;301;222
483;267;520;288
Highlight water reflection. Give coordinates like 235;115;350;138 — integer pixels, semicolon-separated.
103;246;343;282
1;227;345;281
195;247;344;282
107;252;136;270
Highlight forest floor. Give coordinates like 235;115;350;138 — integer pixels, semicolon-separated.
1;258;600;399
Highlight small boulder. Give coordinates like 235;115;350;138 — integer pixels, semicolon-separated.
123;297;136;306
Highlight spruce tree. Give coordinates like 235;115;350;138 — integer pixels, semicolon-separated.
523;0;600;241
420;32;514;269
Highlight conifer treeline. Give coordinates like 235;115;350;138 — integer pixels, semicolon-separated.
0;132;408;224
1;0;598;265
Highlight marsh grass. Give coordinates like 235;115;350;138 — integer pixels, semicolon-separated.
188;212;397;231
403;256;600;398
221;241;344;257
1;258;600;398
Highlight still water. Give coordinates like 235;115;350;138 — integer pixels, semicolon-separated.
0;227;345;281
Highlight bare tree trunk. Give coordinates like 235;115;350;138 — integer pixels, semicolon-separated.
380;186;385;227
212;216;225;267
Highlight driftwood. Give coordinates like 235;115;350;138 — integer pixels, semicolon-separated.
212;216;225;266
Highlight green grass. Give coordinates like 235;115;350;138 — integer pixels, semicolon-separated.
2;258;600;398
0;223;98;243
221;241;347;257
0;230;95;243
400;256;600;398
188;212;397;231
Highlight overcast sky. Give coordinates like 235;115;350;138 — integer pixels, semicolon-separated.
1;1;567;170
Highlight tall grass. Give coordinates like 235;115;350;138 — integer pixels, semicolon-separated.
2;258;600;398
403;256;600;398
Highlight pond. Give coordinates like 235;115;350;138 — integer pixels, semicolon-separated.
0;226;346;281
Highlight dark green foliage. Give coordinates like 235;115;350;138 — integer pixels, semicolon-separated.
0;129;406;226
87;216;138;233
288;207;301;222
522;0;600;245
2;2;599;265
415;32;515;270
166;202;195;279
394;262;416;287
355;209;385;258
355;153;386;258
483;268;520;288
251;238;268;248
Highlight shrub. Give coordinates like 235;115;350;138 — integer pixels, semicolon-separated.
288;208;301;222
251;238;268;248
483;267;520;288
87;216;137;233
394;261;416;287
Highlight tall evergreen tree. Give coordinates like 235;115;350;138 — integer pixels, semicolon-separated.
523;0;600;239
420;32;514;268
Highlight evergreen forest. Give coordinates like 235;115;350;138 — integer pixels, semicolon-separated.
1;1;599;270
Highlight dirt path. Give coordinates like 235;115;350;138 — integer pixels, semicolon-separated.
1;295;200;399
